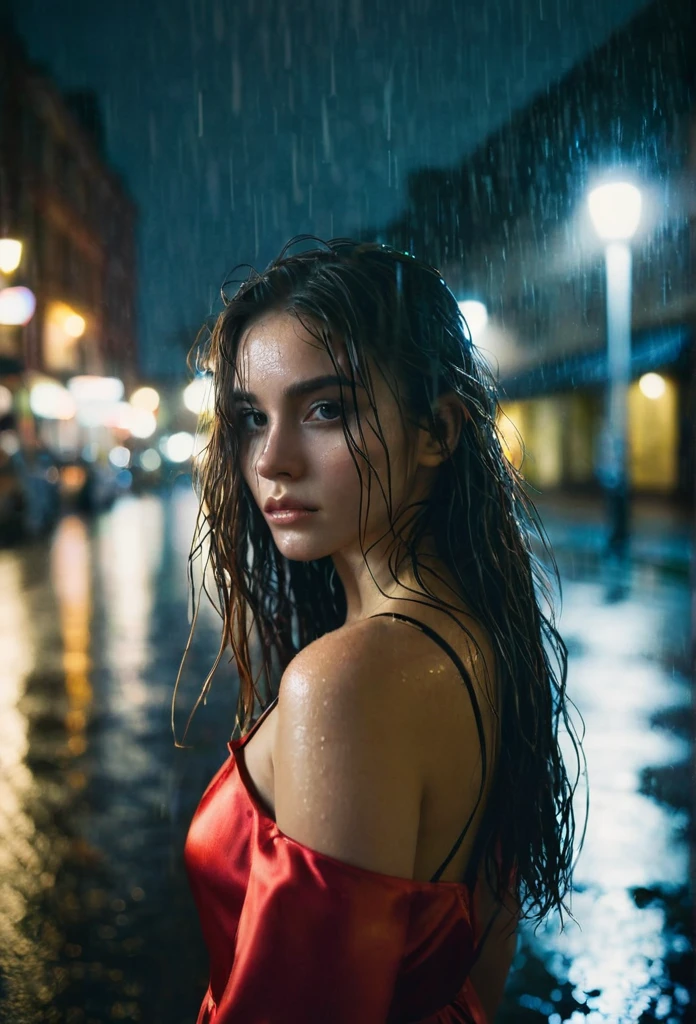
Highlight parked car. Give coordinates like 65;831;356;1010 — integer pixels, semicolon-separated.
0;437;61;541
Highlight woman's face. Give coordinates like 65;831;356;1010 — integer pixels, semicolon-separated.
232;310;425;564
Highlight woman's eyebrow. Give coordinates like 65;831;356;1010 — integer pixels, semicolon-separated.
231;374;364;404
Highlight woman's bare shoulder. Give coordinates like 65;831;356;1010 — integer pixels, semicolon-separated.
276;617;426;757
271;618;428;877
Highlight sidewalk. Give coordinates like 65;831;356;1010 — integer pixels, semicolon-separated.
529;491;693;572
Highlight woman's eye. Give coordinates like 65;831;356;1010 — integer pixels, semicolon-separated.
310;401;342;422
237;408;265;431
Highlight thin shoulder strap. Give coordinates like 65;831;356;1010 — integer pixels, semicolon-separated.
371;611;488;884
236;695;279;748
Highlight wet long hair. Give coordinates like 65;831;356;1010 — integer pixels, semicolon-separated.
176;237;583;925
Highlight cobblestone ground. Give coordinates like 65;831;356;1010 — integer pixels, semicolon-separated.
0;487;691;1023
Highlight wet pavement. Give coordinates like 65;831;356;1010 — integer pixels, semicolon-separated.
0;486;692;1023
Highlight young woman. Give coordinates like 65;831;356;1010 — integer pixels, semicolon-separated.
180;239;580;1023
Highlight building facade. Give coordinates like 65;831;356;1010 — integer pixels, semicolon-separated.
0;25;138;436
370;0;694;502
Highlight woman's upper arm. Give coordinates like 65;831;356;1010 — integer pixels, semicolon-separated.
272;625;425;880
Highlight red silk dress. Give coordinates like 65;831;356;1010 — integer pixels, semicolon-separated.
185;613;492;1024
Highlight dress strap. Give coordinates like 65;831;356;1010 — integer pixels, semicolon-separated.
370;612;488;884
236;695;279;748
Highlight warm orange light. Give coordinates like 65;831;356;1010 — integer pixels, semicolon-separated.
0;239;22;274
129;386;160;413
65;313;86;338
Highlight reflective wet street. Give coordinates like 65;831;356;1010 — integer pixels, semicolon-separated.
0;489;692;1024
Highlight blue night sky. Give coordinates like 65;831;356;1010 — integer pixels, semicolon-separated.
9;0;651;377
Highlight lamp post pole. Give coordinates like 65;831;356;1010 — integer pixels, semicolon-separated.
588;181;642;561
603;240;632;558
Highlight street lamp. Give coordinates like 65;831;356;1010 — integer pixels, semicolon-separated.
587;180;642;560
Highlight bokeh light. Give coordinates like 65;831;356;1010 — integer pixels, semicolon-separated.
163;431;195;463
638;373;666;400
108;446;131;469
129;386;160;413
0;286;36;326
0;239;22;274
458;300;488;338
183;377;215;416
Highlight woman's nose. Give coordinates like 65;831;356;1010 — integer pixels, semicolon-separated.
254;422;304;481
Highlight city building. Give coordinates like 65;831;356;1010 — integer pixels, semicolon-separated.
0;22;138;454
369;0;694;503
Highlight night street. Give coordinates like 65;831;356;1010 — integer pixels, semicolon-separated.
0;488;691;1024
0;0;693;1020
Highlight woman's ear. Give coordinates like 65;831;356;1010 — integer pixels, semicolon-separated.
416;393;468;467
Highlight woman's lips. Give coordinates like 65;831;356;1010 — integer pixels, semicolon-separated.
264;508;316;525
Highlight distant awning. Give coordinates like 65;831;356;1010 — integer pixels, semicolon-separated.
499;325;692;401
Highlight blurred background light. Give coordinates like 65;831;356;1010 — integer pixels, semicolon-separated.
638;373;666;400
0;384;13;417
458;300;488;338
68;376;124;404
164;431;195;463
0;238;23;274
108;446;131;469
0;286;36;325
183;376;215;416
129;386;160;413
64;312;86;338
29;381;76;420
0;430;20;456
128;409;157;439
139;448;162;472
588;181;642;241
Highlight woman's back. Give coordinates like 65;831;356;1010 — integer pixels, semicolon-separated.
241;606;515;1013
185;607;516;1022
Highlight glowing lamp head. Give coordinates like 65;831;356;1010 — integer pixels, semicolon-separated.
588;182;642;241
0;239;23;274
